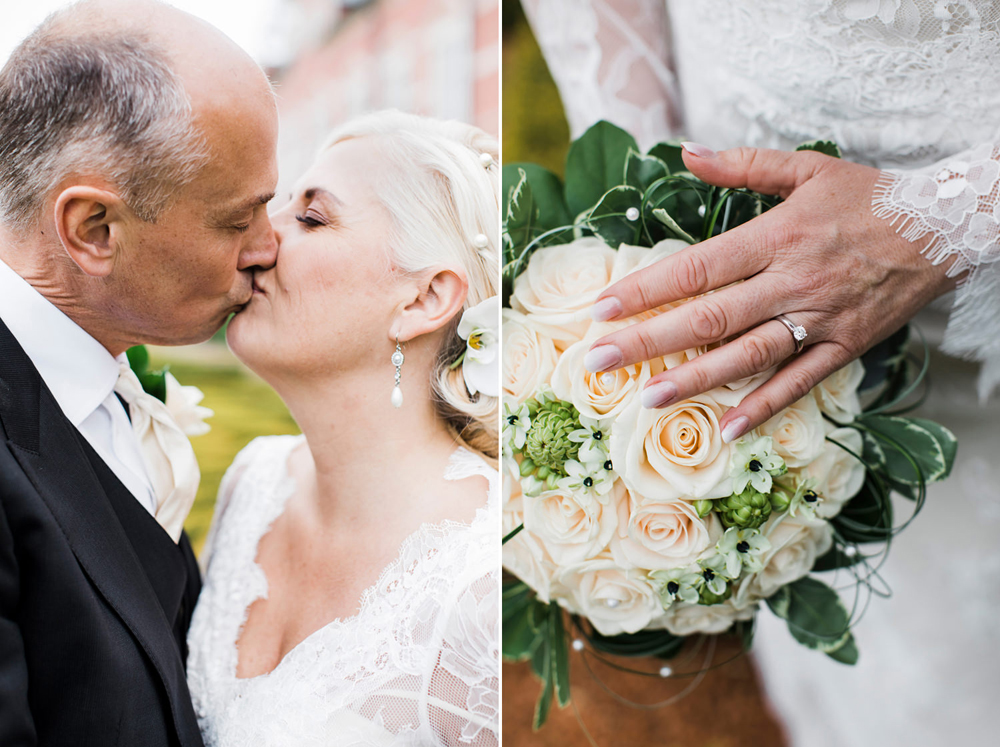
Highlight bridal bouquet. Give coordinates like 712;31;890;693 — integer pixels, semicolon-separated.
501;122;957;727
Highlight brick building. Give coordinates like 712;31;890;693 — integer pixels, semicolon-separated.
264;0;499;193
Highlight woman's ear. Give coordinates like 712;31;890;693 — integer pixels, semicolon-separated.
53;186;126;278
393;266;469;342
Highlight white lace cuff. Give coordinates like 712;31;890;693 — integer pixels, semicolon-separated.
872;142;1000;400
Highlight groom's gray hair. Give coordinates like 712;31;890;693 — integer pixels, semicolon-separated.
0;5;208;233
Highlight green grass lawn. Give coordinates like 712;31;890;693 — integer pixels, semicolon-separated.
149;344;299;557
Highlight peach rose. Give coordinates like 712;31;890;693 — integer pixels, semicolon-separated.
502;308;560;403
521;482;621;565
611;395;733;501
610;490;722;570
510;238;616;342
745;515;833;599
556;558;662;636
760;394;827;469
815;359;865;423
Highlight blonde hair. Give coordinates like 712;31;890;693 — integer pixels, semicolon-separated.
322;111;498;460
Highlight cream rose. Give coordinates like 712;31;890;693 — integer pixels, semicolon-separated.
747;515;833;599
658;599;753;636
510;238;616;342
610;490;722;570
796;426;867;519
609;239;689;284
815;358;865;423
759;394;827;469
556;558;662;636
521;482;620;565
503;530;558;604
551;322;665;422
611;395;733;501
502;308;560;403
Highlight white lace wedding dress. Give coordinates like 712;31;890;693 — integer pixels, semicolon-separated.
186;435;499;747
523;1;1000;744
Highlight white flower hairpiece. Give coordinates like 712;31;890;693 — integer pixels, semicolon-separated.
455;295;499;397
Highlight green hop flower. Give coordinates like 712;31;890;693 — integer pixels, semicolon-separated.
717;487;773;529
520;396;582;486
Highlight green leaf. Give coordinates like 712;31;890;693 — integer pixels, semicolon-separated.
766;586;791;619
857;414;958;484
826;633;859;665
503;168;537;274
502;162;571;235
780;577;853;654
587;186;643;247
796;140;842;158
831;475;894;544
581;624;685;659
532;636;554;730
651;207;696;244
564;121;638;216
812;545;864;572
860;325;910;392
623;148;669;192
126;345;150;374
647;141;688;174
550;607;571;707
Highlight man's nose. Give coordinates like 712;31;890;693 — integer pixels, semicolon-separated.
238;215;278;271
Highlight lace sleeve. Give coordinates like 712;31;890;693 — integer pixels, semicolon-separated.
521;0;681;150
872;141;1000;399
427;567;499;746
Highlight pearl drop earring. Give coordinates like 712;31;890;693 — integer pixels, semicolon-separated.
391;338;404;408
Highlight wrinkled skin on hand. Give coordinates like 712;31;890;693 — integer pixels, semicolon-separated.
585;145;958;442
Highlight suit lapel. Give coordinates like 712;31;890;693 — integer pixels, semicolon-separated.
0;319;203;747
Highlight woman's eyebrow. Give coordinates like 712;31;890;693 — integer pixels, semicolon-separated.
302;187;345;208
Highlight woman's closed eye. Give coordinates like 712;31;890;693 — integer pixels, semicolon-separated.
295;210;326;228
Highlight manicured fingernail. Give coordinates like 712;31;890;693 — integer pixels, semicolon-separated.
681;141;717;159
641;381;678;409
592;296;623;322
583;344;622;373
721;416;749;444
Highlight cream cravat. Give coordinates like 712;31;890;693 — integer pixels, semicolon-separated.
114;360;200;543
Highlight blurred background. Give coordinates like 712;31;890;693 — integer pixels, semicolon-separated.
0;0;499;554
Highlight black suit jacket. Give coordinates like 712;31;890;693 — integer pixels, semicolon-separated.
0;317;204;747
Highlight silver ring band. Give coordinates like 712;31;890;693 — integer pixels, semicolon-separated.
774;314;807;354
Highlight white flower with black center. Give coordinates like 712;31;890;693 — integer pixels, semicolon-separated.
557;459;615;500
568;414;610;465
716;526;771;578
731;436;786;494
648;567;702;608
502;400;531;455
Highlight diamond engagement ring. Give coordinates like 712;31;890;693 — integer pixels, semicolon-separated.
774;314;808;353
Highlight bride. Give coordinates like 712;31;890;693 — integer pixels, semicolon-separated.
186;111;500;746
518;1;1000;745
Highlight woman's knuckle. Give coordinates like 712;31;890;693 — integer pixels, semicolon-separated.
688;299;728;342
674;252;710;298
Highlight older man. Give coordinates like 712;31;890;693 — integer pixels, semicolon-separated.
0;1;278;745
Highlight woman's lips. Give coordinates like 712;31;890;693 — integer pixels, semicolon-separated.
252;277;266;295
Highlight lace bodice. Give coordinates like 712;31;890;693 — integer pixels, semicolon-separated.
186;436;499;747
524;0;1000;397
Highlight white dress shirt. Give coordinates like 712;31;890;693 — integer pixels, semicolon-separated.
0;257;157;515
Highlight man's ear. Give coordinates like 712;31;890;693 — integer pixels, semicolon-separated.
53;186;127;278
393;267;469;342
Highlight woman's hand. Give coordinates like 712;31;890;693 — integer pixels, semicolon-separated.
584;144;958;443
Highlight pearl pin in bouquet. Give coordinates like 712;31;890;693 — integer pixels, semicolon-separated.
501;122;957;728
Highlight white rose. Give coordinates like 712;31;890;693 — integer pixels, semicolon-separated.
658;600;753;636
610;490;722;570
510;238;616;342
551;322;665;423
164;372;213;437
796;426;867;519
609;239;690;284
502;308;560;403
521;481;621;565
556;558;662;636
815;359;865;423
747;516;833;599
611;394;733;501
759;394;826;469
